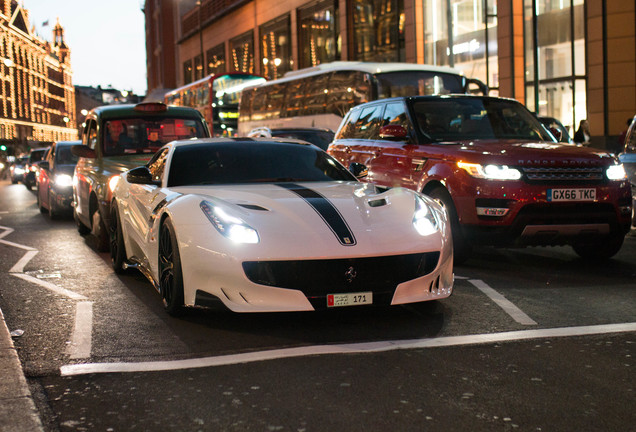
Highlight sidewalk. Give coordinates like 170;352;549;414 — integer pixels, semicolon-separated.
0;307;44;432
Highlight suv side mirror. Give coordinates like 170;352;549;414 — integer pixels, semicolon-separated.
349;162;368;179
379;125;408;140
71;145;96;159
126;166;157;185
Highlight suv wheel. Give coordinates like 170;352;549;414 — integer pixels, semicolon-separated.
572;233;625;260
426;186;472;264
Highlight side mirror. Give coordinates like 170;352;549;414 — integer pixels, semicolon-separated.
71;145;96;159
39;161;50;171
349;162;368;179
549;127;562;142
379;124;408;140
126;166;157;185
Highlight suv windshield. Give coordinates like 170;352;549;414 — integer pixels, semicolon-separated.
103;117;206;156
412;98;555;142
376;71;464;98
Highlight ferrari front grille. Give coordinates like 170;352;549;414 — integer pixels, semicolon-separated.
242;252;441;296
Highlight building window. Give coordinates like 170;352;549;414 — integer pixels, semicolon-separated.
524;0;585;135
260;14;292;80
206;43;226;76
229;31;255;74
183;59;193;85
194;54;203;80
424;0;498;92
351;0;405;62
298;0;339;68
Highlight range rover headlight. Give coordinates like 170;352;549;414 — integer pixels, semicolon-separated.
413;196;439;236
200;200;259;244
458;162;521;180
606;164;627;181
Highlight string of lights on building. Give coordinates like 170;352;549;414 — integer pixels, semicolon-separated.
0;0;77;154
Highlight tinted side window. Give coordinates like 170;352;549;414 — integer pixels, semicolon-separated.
337;109;362;139
381;102;408;128
302;74;330;116
353;104;384;139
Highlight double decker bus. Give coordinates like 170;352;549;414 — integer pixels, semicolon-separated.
238;61;488;135
165;73;265;136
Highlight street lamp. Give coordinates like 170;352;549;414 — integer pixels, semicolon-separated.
2;58;14;68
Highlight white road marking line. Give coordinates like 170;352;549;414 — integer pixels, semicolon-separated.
11;272;88;301
68;302;93;359
59;322;636;376
469;279;538;325
0;225;14;239
8;250;39;273
0;238;37;251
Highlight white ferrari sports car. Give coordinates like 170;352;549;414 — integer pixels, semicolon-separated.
110;138;454;315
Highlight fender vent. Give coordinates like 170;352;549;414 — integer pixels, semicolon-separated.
237;204;269;211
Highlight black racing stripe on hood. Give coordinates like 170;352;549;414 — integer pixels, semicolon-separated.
277;183;356;246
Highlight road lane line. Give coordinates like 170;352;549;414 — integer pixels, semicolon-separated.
68;302;93;359
11;273;88;301
0;225;14;239
0;238;37;251
8;250;39;273
469;279;538;325
59;322;636;376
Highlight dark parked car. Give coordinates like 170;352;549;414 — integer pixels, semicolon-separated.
9;156;29;184
247;127;335;150
23;147;49;190
36;141;80;218
328;95;632;262
72;102;210;250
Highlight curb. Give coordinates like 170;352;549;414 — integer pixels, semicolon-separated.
0;307;44;432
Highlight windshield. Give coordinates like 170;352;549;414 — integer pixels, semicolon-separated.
375;71;465;98
412;98;555;142
103;117;207;156
168;142;355;187
55;145;79;165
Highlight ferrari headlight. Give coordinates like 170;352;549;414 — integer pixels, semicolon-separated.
606;164;627;181
54;174;73;187
413;196;439;236
200;201;259;244
458;162;521;180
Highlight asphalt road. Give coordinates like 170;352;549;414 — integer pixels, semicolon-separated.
0;178;634;431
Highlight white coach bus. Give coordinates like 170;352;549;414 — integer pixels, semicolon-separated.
238;61;488;135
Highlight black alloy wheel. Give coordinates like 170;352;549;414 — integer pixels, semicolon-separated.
159;219;185;316
109;204;127;273
572;233;625;260
48;193;58;220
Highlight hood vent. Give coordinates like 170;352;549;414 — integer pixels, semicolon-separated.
368;198;387;207
237;204;269;211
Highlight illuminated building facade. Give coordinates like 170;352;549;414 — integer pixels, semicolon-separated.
146;0;634;150
0;0;77;154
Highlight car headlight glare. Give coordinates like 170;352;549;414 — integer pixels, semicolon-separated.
200;201;259;244
458;162;521;180
54;174;73;187
606;164;627;181
413;196;439;236
13;167;25;175
108;175;120;193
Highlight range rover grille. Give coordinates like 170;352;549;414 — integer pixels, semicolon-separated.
521;166;604;182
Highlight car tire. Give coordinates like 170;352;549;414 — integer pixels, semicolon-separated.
48;194;59;220
74;208;91;235
91;209;110;252
159;218;185;316
109;204;127;274
37;192;47;214
572;233;625;260
426;186;472;265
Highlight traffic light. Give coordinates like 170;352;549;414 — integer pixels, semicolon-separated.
0;144;6;151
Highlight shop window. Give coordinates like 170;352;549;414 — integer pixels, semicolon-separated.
298;0;339;68
351;0;405;62
206;44;226;76
260;14;291;80
183;59;193;85
230;31;255;74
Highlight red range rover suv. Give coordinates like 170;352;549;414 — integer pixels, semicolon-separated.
328;95;632;262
